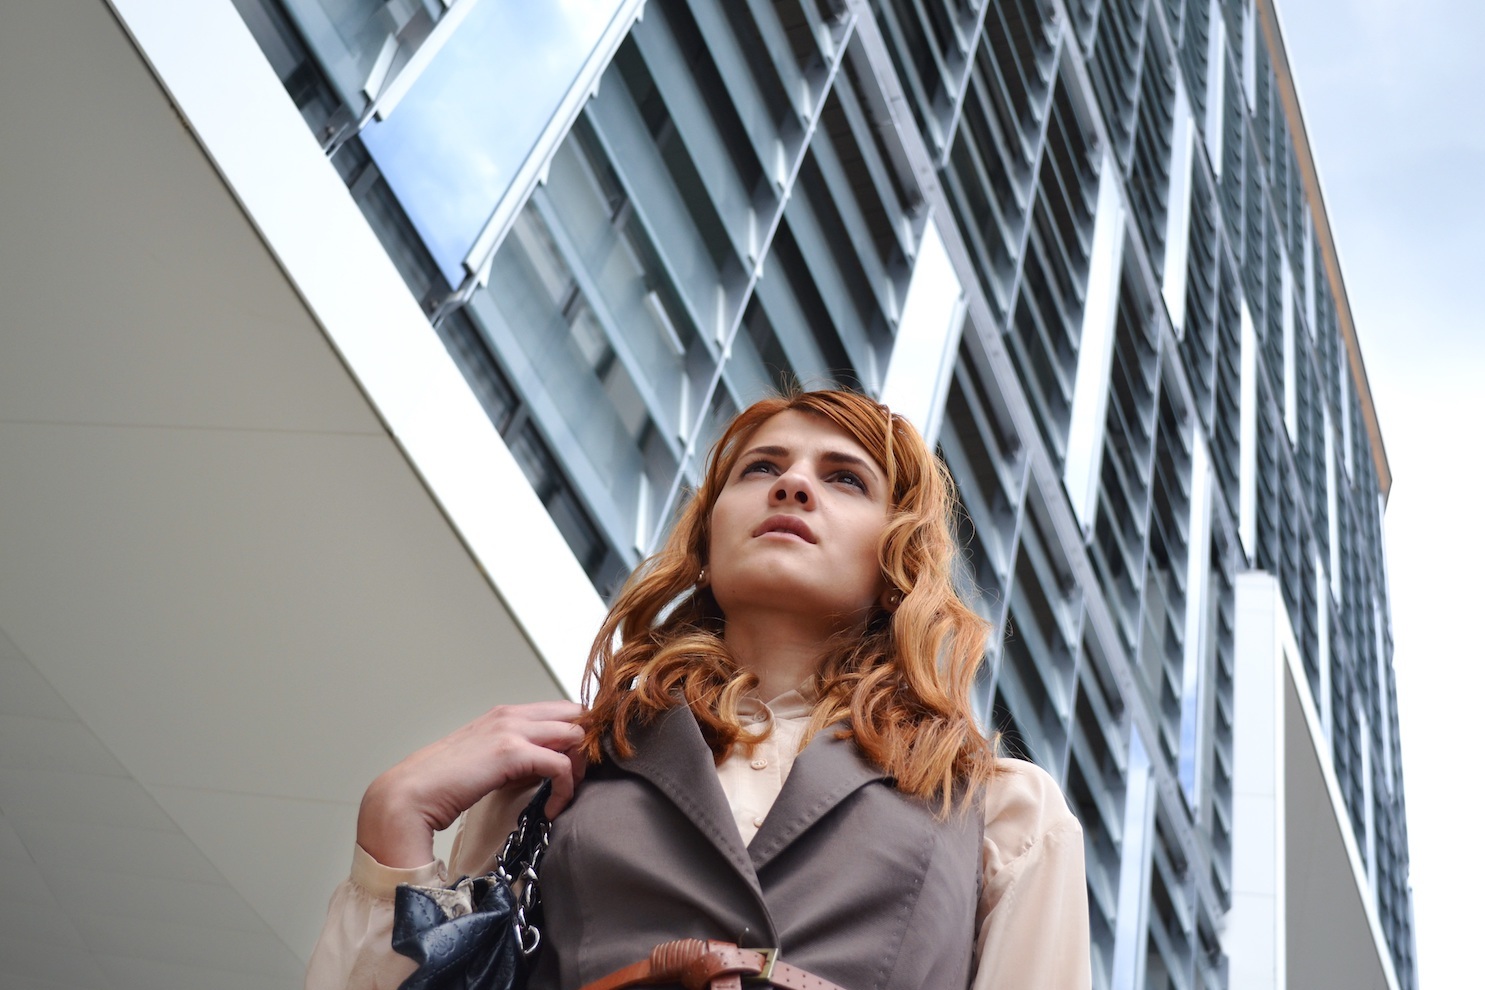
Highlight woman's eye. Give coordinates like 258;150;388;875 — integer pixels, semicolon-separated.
834;471;866;491
741;460;777;477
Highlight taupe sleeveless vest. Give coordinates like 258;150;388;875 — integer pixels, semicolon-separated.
528;704;981;990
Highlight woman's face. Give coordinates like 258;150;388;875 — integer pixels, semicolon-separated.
707;410;891;624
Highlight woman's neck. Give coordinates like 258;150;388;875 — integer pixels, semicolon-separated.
722;608;849;700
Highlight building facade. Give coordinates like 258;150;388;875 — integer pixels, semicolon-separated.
0;1;1415;987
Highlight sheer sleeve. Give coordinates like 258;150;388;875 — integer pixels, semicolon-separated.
303;846;440;990
970;759;1092;990
303;785;529;989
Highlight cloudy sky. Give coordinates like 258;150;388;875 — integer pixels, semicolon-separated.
1274;1;1485;985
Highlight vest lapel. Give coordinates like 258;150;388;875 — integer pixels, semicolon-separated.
747;726;887;871
602;705;769;910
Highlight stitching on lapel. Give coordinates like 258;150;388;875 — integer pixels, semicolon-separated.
602;705;773;924
747;727;886;871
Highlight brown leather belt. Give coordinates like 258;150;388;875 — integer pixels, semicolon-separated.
578;938;850;990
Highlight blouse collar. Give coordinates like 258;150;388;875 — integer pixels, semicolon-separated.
736;675;818;722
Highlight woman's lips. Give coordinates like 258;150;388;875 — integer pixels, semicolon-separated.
753;515;817;543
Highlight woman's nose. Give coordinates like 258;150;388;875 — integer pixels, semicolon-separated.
773;472;813;506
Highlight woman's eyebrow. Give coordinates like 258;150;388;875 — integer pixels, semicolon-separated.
819;450;882;481
740;445;881;482
741;445;790;460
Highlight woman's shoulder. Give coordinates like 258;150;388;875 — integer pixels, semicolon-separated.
980;757;1081;864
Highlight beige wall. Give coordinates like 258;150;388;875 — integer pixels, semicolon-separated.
0;2;596;985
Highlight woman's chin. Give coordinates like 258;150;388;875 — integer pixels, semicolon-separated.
714;585;871;630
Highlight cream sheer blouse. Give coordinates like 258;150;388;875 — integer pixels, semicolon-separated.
305;689;1092;990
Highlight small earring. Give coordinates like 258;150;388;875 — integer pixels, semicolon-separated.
886;589;903;610
697;566;708;588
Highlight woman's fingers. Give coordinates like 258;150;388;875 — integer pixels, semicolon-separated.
544;746;588;818
511;717;587;752
357;699;589;867
496;700;584;722
380;702;588;828
464;703;584;759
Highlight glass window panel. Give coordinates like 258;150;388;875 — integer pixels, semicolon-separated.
279;0;442;112
470;205;680;557
540;129;711;445
360;0;624;283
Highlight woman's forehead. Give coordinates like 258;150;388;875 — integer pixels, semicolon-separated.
744;409;878;461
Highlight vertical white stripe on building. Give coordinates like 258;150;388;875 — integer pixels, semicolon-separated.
1325;404;1341;602
1162;79;1195;337
1304;213;1317;336
1242;0;1258;108
1375;489;1397;801
1205;2;1226;175
1316;547;1332;742
879;215;967;445
1239;300;1258;559
1180;429;1213;802
1283;261;1296;442
1359;703;1376;894
1227;573;1288;990
1340;349;1355;479
1112;730;1155;990
1063;155;1126;535
1374;599;1394;795
634;472;652;556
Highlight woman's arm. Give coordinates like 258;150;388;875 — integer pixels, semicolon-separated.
305;701;585;988
971;759;1092;990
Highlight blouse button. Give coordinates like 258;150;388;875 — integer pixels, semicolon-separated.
750;758;768;770
752;817;765;828
753;712;768;722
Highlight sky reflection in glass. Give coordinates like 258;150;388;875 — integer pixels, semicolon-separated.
361;0;623;286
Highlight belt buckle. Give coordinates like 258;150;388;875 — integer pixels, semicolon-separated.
743;947;778;984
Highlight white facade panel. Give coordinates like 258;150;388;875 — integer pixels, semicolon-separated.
1063;155;1126;535
1162;79;1196;336
1206;5;1226;175
880;216;967;444
1283;260;1297;442
1239;300;1258;558
1229;573;1287;990
1180;430;1214;802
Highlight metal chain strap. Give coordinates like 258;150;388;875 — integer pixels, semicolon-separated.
495;789;553;957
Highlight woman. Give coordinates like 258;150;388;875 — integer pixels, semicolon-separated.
307;389;1090;989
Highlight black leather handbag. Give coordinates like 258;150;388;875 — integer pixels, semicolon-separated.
391;781;552;990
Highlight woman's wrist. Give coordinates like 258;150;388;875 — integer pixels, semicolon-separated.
356;771;437;868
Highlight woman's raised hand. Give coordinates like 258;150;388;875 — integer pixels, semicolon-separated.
355;700;587;869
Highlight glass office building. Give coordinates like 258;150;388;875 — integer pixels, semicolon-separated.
2;1;1410;987
232;0;1414;986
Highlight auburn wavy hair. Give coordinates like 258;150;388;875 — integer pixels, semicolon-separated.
579;389;995;812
